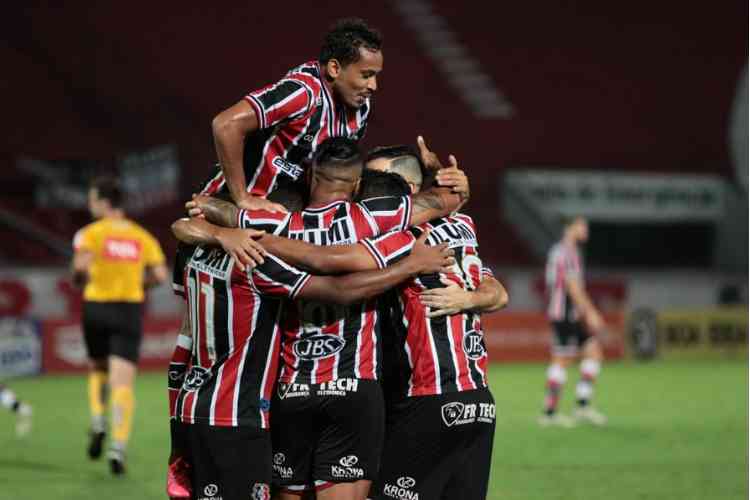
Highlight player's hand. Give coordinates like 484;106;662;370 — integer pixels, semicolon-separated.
435;155;469;201
420;276;473;317
185;194;208;218
416;135;447;171
236;193;287;213
409;230;455;274
586;310;605;334
215;228;267;272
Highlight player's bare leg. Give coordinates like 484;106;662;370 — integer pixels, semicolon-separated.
0;384;32;437
316;480;371;500
87;357;108;458
574;338;607;425
107;355;137;475
538;354;576;427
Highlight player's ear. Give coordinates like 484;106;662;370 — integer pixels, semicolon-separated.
326;59;342;79
353;176;362;197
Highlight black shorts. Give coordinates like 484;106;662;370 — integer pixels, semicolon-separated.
82;301;143;363
372;387;496;500
177;422;272;500
271;378;385;491
551;321;590;356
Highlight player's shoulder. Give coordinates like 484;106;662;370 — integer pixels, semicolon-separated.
285;60;323;95
451;212;476;230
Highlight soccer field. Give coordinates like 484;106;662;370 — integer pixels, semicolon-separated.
1;359;746;500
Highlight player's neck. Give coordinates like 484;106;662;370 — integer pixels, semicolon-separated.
308;191;351;208
102;209;125;220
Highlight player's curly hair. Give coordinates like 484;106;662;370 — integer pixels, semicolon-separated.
319;17;382;67
313;137;362;170
356;169;411;200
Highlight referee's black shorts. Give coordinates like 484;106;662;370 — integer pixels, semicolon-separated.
82;301;143;363
371;387;496;500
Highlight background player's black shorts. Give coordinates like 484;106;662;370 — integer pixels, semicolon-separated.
178;422;272;500
82;302;143;363
271;378;384;489
372;387;496;500
551;320;591;356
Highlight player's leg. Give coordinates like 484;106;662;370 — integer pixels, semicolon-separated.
574;335;607;425
539;322;577;427
312;380;384;500
271;385;317;497
81;301;110;457
0;383;33;437
106;302;144;475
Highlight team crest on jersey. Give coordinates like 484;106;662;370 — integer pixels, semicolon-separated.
251;483;271;500
293;334;345;361
441;402;465;427
183;366;211;392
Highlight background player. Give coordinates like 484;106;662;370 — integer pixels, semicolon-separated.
206;17;382;211
72;176;168;474
0;384;32;437
539;215;607;427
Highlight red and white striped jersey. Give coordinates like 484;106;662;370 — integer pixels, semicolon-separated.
363;214;492;397
239;195;412;385
545;241;583;322
172;243;310;429
201;61;371;198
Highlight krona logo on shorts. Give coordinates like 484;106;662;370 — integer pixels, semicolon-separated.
383;477;419;499
273;453;285;466
339;455;358;467
331;455;364;479
197;483;221;500
293;334;345;361
273;453;293;479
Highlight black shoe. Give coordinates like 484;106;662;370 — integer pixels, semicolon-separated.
107;448;126;476
87;431;106;460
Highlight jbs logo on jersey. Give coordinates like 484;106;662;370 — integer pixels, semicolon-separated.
272;156;304;180
463;330;486;360
183;366;211;392
441;402;496;427
293;334;345;360
331;455;364;479
383;477;419;499
103;238;141;261
189;247;232;280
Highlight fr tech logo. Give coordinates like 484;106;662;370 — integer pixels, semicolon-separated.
103;238;141;261
441;401;496;427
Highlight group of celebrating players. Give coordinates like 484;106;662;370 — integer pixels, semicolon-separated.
61;15;608;500
165;18;506;500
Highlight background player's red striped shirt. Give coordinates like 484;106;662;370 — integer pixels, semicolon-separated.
363;214;492;397
545;241;583;322
201;61;370;198
239;195;412;385
172;244;310;429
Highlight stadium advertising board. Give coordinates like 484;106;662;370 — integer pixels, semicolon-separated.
0;317;42;378
656;307;747;358
42;317;182;373
505;169;727;222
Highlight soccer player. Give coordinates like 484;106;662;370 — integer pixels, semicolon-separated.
167;185;453;500
72;176;168;474
539;216;607;427
177;137;467;500
0;384;32;437
204;17;383;212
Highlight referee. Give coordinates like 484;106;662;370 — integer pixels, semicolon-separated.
72;176;167;475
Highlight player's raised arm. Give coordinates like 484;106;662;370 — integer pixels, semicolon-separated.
298;231;454;305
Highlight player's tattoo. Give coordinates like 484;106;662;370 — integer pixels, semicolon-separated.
202;198;240;228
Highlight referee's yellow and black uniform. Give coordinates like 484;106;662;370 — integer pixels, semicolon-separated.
73;216;165;451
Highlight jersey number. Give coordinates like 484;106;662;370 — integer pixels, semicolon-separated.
187;274;217;363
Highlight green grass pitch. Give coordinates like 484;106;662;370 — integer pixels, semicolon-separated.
1;359;746;499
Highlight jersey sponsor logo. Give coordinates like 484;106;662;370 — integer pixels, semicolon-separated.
102;238;142;261
277;382;311;399
289;217;354;246
463;330;486;360
292;334;345;361
424;221;477;249
182;366;211;392
441;402;496;427
331;455;364;479
316;378;359;397
189;247;232;280
383;477;419;499
197;483;222;500
251;483;271;500
271;156;304;180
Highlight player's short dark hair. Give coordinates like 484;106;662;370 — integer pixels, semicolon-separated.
365;144;419;165
356;169;411;200
313;137;363;171
267;184;306;212
366;144;430;190
90;175;124;208
319;18;383;66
